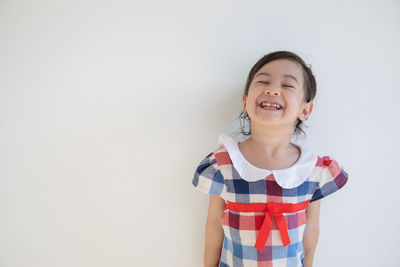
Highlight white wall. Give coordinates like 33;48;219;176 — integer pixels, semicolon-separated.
1;0;399;266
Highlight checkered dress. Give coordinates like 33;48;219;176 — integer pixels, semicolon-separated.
192;134;349;267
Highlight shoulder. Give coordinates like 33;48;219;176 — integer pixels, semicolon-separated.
309;155;349;202
318;155;348;182
192;146;228;200
195;145;225;172
194;151;218;176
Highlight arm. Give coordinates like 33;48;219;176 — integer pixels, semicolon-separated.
303;199;321;267
204;194;226;267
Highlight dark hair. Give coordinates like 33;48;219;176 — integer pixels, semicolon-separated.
236;50;317;139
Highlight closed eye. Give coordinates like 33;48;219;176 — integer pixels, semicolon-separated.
257;81;294;88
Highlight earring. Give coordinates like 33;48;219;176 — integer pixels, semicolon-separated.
241;110;249;120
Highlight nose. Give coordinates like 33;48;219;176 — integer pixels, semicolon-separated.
264;88;281;96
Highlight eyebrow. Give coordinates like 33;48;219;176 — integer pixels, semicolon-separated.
255;72;299;84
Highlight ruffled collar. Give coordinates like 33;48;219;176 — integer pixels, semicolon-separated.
217;134;319;189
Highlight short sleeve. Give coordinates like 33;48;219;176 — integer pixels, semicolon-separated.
310;156;349;202
192;152;226;200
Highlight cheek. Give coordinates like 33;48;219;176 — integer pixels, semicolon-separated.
247;96;259;108
247;86;265;101
286;91;302;102
285;95;304;111
252;85;266;92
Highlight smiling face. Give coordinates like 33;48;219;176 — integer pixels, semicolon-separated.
242;59;313;130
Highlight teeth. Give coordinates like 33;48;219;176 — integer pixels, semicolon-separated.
261;102;281;109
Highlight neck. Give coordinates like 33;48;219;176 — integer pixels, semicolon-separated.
246;125;296;158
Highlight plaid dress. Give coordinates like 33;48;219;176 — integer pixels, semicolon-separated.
192;134;349;267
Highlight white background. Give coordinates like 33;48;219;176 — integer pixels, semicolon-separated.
1;0;399;266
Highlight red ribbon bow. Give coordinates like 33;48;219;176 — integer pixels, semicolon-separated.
224;199;310;251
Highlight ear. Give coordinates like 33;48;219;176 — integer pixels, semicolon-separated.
299;102;313;121
242;94;247;112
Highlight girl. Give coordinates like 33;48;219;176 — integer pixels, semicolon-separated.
192;51;349;267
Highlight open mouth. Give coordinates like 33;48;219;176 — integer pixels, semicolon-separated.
259;101;283;110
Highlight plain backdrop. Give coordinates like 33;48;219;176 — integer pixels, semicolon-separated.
1;0;399;266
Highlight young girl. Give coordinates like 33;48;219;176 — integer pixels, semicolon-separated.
192;51;349;267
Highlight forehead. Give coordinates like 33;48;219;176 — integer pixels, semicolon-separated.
254;59;303;83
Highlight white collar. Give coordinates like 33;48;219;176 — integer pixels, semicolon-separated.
217;134;319;189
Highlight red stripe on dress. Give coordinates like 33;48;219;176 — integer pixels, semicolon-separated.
224;200;310;250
